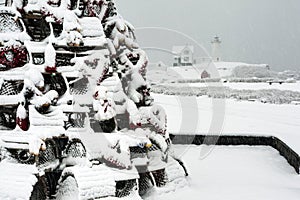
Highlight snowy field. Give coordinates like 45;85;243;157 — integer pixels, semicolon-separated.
151;81;300;105
189;81;300;92
153;94;300;155
148;145;300;200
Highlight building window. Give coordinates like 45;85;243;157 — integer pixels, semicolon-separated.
183;57;189;62
184;50;189;55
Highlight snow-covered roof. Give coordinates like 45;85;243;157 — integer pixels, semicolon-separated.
172;45;194;55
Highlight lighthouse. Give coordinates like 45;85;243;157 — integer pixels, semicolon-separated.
211;36;221;62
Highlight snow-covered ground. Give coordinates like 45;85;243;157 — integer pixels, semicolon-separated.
153;94;300;155
147;62;273;82
148;145;300;200
189;82;300;92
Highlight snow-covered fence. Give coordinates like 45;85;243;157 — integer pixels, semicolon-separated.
170;134;300;174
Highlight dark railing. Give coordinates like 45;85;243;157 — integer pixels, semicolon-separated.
170;134;300;174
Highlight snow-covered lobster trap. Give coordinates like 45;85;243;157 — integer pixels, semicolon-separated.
0;1;188;199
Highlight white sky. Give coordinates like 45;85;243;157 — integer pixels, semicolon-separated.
116;0;300;71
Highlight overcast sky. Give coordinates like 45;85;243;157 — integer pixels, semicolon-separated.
116;0;300;71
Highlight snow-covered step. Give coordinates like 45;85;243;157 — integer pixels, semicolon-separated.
29;105;66;127
0;162;38;200
59;165;116;199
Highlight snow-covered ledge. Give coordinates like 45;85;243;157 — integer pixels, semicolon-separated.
170;134;300;174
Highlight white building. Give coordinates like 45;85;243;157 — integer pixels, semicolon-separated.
211;36;221;62
172;45;194;66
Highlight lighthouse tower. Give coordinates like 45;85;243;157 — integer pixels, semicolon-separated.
211;36;221;62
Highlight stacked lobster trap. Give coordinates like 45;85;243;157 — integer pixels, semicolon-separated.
0;0;188;199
